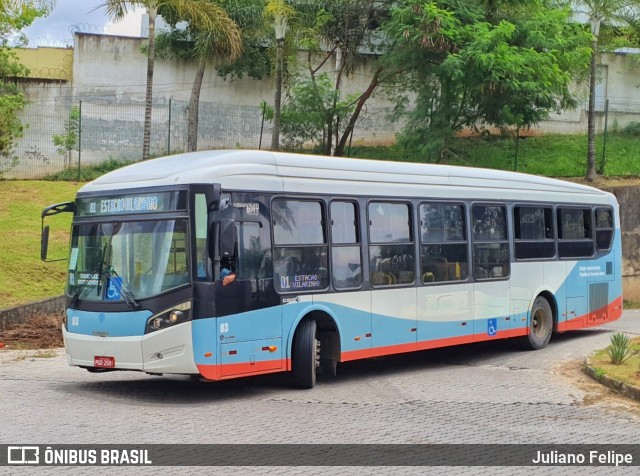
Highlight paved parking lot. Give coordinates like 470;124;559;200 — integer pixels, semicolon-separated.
1;310;640;475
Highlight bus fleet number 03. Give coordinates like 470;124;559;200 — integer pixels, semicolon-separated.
220;323;229;333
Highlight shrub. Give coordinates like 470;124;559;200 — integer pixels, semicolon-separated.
622;121;640;136
606;332;633;365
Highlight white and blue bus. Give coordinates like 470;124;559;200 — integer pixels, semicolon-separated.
41;150;623;388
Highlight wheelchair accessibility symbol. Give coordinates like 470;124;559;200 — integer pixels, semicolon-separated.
487;318;497;336
106;276;122;301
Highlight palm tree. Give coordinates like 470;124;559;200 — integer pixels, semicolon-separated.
575;1;634;181
104;0;235;160
264;0;295;151
174;1;244;151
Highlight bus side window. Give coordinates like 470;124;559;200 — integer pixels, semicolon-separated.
472;204;509;280
194;193;209;279
557;207;594;258
368;202;414;287
330;201;362;290
514;206;555;260
420;203;468;284
235;221;271;281
273;199;329;292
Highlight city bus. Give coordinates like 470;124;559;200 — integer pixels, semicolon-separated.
41;150;623;388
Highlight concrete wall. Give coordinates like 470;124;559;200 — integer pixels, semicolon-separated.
608;186;640;302
2;33;400;177
6;33;640;179
0;296;64;330
13;46;74;82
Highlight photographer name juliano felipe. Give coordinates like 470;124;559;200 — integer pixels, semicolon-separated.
532;450;633;466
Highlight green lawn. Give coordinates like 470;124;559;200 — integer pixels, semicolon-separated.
349;132;640;177
0;181;83;308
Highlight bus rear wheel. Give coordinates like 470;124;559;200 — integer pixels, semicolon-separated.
292;319;319;389
521;296;553;350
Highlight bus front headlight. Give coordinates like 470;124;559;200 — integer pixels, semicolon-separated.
145;302;192;334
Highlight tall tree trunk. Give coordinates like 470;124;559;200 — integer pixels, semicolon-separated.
334;68;381;157
143;7;157;161
271;37;284;151
586;36;598;181
188;58;206;152
325;115;333;155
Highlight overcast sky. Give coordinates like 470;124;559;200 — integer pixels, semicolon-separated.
22;0;144;47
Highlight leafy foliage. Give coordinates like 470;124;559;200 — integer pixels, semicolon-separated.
0;48;29;173
622;121;640;136
383;0;591;161
0;0;55;46
270;1;396;155
52;105;80;168
44;159;131;181
0;1;56;175
265;73;360;150
606;332;634;365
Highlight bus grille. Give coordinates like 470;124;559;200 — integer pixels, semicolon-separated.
589;282;609;323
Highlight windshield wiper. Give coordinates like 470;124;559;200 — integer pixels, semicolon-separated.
70;237;110;307
107;267;140;309
70;265;102;307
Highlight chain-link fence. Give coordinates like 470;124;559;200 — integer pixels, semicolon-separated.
4;90;402;179
4;90;640;179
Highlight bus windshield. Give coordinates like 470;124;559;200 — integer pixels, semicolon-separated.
67;219;190;302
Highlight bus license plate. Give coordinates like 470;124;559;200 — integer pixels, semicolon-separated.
94;356;115;368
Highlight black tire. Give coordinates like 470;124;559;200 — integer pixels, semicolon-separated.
521;296;553;350
292;319;319;389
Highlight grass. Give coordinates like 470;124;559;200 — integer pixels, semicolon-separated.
348;132;640;177
44;159;132;181
588;336;640;390
0;181;83;308
624;300;640;309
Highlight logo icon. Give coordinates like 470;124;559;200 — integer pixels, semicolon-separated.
8;446;40;464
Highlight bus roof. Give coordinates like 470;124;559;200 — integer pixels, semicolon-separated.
79;149;614;205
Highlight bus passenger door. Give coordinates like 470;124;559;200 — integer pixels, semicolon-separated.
471;204;510;340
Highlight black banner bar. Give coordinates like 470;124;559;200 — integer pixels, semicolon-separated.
1;444;639;466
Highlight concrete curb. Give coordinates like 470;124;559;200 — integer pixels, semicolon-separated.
0;296;65;330
583;356;640;402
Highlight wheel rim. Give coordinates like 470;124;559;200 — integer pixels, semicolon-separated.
532;308;548;338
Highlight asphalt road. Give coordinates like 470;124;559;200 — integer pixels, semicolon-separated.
1;310;640;475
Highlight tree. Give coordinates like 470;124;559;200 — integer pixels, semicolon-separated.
52;105;79;169
264;0;396;155
1;1;56;45
0;48;28;166
383;0;591;162
104;0;237;160
264;0;296;151
1;1;55;172
573;1;636;181
156;0;243;152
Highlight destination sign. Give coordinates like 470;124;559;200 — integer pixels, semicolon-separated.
77;192;184;217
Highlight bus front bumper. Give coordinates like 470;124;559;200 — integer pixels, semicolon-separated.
62;321;199;375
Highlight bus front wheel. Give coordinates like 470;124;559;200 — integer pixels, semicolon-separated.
521;296;553;350
291;319;319;389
